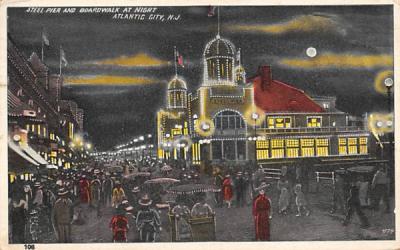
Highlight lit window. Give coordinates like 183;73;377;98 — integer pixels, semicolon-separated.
268;117;291;129
307;117;322;128
257;150;269;160
301;139;315;157
348;137;358;155
359;137;368;154
256;140;269;149
172;128;182;136
271;139;284;158
338;137;347;155
286;139;299;158
316;138;329;156
256;140;269;160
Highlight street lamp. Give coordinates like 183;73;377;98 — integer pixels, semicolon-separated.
251;112;259;163
384;77;394;194
201;123;210;131
384;77;393;113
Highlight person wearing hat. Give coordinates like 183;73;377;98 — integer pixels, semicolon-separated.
330;171;346;214
102;172;114;207
222;174;233;208
172;195;192;241
342;181;370;228
23;184;33;212
11;192;28;243
253;188;272;241
32;182;44;208
109;206;129;242
191;193;214;218
112;181;126;208
129;187;141;214
52;188;73;243
213;169;224;208
79;175;91;205
90;174;102;216
234;171;246;207
135;194;161;242
371;165;390;213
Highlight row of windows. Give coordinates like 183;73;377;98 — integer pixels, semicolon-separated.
256;137;368;159
261;116;324;129
339;137;368;155
214;112;245;129
207;59;233;81
168;92;186;107
26;124;47;138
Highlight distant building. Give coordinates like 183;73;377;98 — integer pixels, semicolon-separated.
157;33;371;166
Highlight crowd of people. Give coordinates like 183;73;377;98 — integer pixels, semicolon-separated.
9;158;392;243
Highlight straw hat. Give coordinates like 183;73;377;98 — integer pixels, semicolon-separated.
255;181;269;191
58;188;69;196
138;194;152;206
131;186;140;193
34;182;42;188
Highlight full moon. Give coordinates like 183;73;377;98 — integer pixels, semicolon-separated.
306;47;317;58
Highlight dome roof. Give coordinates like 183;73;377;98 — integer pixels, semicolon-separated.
168;77;187;90
204;35;235;58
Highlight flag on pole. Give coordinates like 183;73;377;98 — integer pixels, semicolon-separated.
60;48;68;66
208;6;216;17
236;48;241;63
42;30;49;46
176;50;184;68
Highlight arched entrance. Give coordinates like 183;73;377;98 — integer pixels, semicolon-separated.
210;110;247;161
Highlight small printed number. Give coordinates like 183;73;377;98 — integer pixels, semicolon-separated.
24;244;35;249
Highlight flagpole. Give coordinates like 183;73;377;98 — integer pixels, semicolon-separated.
41;32;44;62
217;7;220;37
174;46;177;77
59;46;62;76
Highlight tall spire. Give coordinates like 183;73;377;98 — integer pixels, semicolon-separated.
174;46;177;77
217;7;220;38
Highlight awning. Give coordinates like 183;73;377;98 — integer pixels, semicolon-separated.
8;140;39;166
20;144;48;165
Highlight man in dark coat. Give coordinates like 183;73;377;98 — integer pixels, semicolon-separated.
136;194;161;242
342;182;369;228
213;170;224;207
103;173;113;207
52;188;73;243
234;172;246;207
371;166;390;213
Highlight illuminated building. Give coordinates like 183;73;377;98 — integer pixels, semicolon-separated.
157;33;371;166
7;34;86;180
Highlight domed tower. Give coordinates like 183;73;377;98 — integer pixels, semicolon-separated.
203;34;236;86
167;77;187;109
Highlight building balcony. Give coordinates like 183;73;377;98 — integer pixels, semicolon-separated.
257;126;368;135
204;126;368;139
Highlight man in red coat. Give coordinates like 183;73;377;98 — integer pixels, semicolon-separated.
253;188;272;241
222;174;233;208
79;175;91;204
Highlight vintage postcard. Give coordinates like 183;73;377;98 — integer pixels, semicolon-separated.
1;0;399;249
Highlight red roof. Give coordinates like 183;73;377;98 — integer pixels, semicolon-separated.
249;66;324;113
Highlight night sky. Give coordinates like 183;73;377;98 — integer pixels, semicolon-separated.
7;6;394;150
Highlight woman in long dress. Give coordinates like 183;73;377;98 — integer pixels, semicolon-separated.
222;175;233;208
